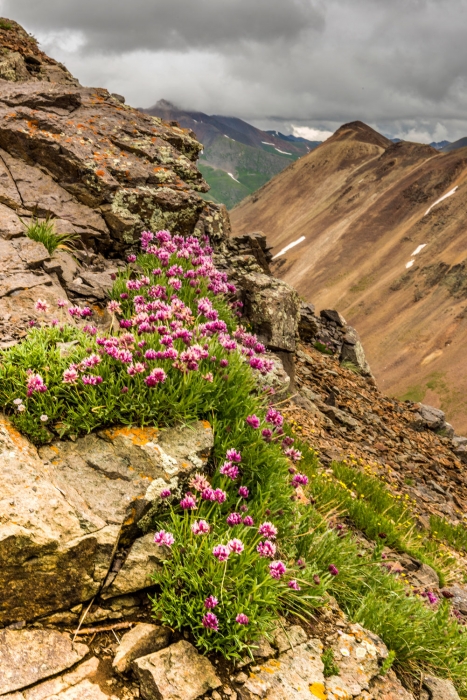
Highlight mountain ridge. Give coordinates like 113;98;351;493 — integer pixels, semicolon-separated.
231;121;467;432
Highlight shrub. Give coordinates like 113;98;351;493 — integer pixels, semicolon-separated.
23;216;78;255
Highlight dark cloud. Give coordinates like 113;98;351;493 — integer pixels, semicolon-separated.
3;0;323;52
2;0;467;141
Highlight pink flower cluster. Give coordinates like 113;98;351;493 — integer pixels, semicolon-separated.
154;529;175;547
26;372;47;397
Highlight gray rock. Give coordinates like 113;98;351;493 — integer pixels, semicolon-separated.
321;404;360;429
102;532;166;599
0;629;88;695
13;237;50;269
39;421;214;545
423;675;460;700
340;339;373;376
132;640;222;700
240;272;300;352
414;403;446;431
0;271;52;298
442;584;467;614
272;624;308;653
0;415;118;625
52;251;80;287
298;302;318;342
239;639;325;699
113;623;171;674
320;309;346;327
253;352;291;399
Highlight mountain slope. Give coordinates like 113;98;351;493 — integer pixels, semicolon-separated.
442;137;467;152
143;100;320;208
231;121;467;432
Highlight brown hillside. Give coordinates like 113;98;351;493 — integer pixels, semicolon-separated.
231;122;467;433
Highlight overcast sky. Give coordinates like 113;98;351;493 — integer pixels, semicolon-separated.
2;0;467;142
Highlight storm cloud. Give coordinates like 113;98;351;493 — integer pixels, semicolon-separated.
2;0;467;141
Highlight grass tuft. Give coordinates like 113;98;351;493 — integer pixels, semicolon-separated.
23;216;79;255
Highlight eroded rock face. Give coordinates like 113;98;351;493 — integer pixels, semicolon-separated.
0;628;88;695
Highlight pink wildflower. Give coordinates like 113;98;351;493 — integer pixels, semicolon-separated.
291;473;309;488
204;595;218;609
212;544;230;562
236;613;249;625
219;462;239;480
160;488;171;499
63;366;79;384
82;375;103;385
238;486;249;498
145;368;167;386
257;540;276;558
34;299;49;313
26;372;47;396
226;448;242;463
127;362;146;375
191;520;210;535
328;564;339;576
107;300;122;314
202;372;214;382
243;515;254;527
228;538;244;554
246;414;260;428
189;473;211;492
153;529;175;547
226;512;243;527
214;488;227;503
57;299;68;309
202;612;219;631
269;560;286;580
180;493;197;510
288;579;301;590
285;448;303;462
258;522;278;539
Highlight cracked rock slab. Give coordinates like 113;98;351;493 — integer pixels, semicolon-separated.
0;629;88;695
239;639;325;699
102;532;166;599
39;421;214;543
113;623;171;674
132;640;222;700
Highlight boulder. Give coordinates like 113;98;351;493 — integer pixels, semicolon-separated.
413;403;446;431
240;272;300;352
0;417;212;625
340;338;373;377
113;623;171;674
0;629;88;695
39;421;214;545
0;416;118;625
132;640;222;700
298;302;318;342
422;675;460;700
320;309;346;327
452;436;467;464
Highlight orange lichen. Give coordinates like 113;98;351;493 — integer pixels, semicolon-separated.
103;425;159;446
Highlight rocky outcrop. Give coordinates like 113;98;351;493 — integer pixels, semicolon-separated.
0;417;213;625
0;19;77;85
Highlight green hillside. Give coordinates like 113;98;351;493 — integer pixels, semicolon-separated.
200;134;299;208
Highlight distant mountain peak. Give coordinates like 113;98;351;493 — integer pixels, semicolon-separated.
331;121;392;149
153;99;179;110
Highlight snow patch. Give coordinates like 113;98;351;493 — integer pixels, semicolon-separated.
272;236;306;259
411;244;426;256
424;186;458;216
406;260;415;269
275;148;292;155
262;141;275;146
227;172;240;184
